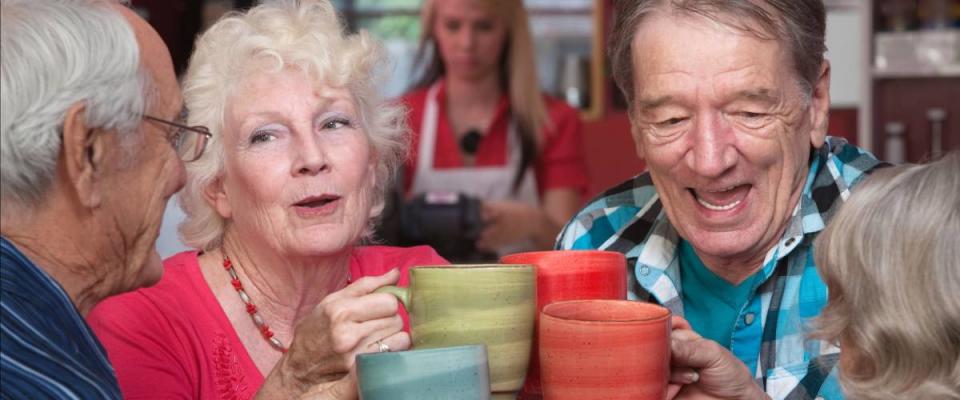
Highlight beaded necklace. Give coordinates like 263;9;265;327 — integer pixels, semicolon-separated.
222;254;287;353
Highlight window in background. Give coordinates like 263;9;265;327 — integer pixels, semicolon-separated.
334;0;598;115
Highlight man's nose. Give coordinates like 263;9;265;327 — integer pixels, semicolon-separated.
685;112;737;178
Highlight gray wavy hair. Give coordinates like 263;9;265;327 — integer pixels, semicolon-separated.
1;0;146;207
178;0;408;251
812;152;960;400
608;0;826;115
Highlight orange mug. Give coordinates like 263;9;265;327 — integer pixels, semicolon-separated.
500;250;627;399
539;300;671;400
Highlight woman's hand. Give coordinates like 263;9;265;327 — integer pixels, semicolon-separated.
477;200;543;251
477;188;581;252
292;370;359;400
666;316;769;400
257;269;410;399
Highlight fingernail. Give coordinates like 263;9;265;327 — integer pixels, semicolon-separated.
684;371;699;383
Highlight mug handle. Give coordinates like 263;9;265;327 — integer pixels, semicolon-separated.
375;285;410;309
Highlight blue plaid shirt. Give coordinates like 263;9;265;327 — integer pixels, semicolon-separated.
557;138;886;399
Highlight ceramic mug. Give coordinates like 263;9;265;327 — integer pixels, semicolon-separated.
539;300;671;400
356;344;491;400
501;250;627;399
376;264;537;398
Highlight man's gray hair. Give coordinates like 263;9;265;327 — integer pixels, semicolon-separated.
0;0;147;206
609;0;826;113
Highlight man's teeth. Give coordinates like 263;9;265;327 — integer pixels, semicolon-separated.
697;197;741;211
706;186;738;193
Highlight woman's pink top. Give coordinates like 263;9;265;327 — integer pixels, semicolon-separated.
87;246;446;400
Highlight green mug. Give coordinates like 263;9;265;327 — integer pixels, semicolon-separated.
376;264;536;397
356;345;490;400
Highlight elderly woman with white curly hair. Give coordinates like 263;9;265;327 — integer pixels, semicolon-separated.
87;0;446;398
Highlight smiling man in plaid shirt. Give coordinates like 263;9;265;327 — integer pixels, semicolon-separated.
557;1;886;399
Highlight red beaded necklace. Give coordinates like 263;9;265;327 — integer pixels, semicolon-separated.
222;254;288;353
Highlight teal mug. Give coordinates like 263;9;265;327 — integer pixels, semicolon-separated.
356;345;491;400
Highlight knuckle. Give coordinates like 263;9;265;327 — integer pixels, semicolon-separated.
389;314;404;329
322;303;350;324
330;329;357;354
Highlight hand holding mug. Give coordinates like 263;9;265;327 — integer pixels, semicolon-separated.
666;316;769;400
259;269;411;398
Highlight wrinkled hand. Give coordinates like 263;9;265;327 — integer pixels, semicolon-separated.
257;269;411;399
294;370;359;400
477;200;540;251
667;317;769;400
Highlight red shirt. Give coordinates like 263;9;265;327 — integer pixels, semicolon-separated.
87;246;446;400
400;82;589;196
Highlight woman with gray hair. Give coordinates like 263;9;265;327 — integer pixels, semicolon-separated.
88;0;445;398
812;152;960;400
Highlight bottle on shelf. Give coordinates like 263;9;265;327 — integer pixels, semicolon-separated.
926;107;947;158
884;121;907;164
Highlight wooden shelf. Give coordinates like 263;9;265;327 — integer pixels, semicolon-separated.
872;68;960;78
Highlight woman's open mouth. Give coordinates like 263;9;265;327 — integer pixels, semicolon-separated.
293;194;341;217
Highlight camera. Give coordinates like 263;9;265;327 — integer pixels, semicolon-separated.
398;192;493;262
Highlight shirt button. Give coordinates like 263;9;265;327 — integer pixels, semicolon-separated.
744;312;756;325
639;266;650;276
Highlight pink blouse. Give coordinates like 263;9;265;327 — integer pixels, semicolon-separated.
88;246;446;399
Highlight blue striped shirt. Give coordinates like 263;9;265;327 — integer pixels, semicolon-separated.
557;138;887;399
1;237;121;399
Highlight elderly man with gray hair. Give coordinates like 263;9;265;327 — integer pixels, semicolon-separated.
557;1;887;399
0;0;193;397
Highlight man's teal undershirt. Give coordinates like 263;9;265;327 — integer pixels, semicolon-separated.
679;240;761;348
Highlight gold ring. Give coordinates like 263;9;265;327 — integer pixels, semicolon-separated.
377;340;390;353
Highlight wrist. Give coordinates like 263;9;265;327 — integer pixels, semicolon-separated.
254;355;307;400
741;382;769;400
529;208;557;248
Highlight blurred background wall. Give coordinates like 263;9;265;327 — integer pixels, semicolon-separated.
137;0;960;257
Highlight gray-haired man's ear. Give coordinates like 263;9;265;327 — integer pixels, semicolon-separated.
808;60;831;149
61;102;106;209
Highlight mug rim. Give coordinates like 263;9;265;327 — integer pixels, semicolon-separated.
411;263;534;270
541;299;671;324
501;249;626;261
356;344;487;362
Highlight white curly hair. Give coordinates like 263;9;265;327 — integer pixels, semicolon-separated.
177;0;407;251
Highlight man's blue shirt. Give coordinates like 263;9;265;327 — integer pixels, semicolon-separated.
1;237;122;399
679;239;763;350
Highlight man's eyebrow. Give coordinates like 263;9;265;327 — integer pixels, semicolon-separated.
732;88;781;105
637;95;673;111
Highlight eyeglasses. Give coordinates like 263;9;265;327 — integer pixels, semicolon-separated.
144;115;212;162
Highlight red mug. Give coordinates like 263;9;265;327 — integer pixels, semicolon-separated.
500;250;627;399
539;300;671;400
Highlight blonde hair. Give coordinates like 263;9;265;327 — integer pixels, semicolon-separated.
812;152;960;400
412;0;547;190
178;0;407;250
